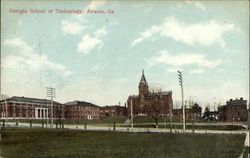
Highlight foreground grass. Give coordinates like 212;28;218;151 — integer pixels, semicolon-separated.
0;128;246;158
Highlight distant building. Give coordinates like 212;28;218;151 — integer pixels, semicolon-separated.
0;96;65;119
218;97;248;122
65;100;100;120
127;70;173;117
100;105;127;119
173;107;202;120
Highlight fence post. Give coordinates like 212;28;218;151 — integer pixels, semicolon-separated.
3;120;5;128
113;121;116;131
84;122;87;130
76;121;79;129
30;120;32;128
16;120;19;127
56;121;58;129
192;121;194;133
62;120;64;129
42;121;44;128
59;120;62;129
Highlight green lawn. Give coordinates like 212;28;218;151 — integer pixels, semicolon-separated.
0;128;246;158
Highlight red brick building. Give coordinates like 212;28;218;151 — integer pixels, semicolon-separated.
172;108;202;120
0;96;65;120
65;100;100;120
100;105;127;119
218;98;248;122
127;71;173;117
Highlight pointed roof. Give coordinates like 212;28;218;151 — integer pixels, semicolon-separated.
139;69;148;86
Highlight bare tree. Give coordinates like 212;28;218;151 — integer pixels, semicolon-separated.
149;86;163;94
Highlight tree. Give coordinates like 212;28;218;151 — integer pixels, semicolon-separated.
149;86;162;94
204;106;210;117
149;96;164;128
191;103;202;119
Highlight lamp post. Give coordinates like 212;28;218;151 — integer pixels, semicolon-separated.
178;70;185;132
47;87;56;128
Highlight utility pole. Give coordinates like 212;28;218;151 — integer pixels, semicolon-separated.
248;102;250;156
47;87;56;128
130;99;133;129
5;99;8;122
178;70;185;132
170;100;173;132
46;103;49;127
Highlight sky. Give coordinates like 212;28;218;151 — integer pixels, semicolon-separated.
1;0;249;109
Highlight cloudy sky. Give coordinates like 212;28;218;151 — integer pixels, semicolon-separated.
1;0;249;109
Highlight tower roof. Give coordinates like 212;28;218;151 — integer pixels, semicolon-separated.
139;70;148;86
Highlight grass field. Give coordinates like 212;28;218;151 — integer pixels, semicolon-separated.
0;128;246;158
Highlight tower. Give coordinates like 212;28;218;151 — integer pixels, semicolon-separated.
139;70;149;96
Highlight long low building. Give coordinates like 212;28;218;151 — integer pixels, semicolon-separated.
65;100;100;120
0;96;65;120
0;96;126;120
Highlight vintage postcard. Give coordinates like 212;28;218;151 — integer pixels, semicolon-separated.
0;0;249;158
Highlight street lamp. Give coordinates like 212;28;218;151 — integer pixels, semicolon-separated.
47;87;56;128
178;70;185;132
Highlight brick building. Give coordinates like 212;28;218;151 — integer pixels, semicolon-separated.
218;97;248;122
0;96;65;120
65;100;100;120
127;71;173;117
100;105;127;119
172;107;202;120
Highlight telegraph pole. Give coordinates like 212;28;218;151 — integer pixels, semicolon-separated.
130;99;133;129
178;70;185;132
170;100;173;132
47;87;56;128
248;102;250;156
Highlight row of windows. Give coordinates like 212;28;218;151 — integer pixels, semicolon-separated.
69;106;99;110
68;115;99;119
66;111;99;115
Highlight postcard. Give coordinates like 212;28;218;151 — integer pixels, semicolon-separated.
0;0;249;158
